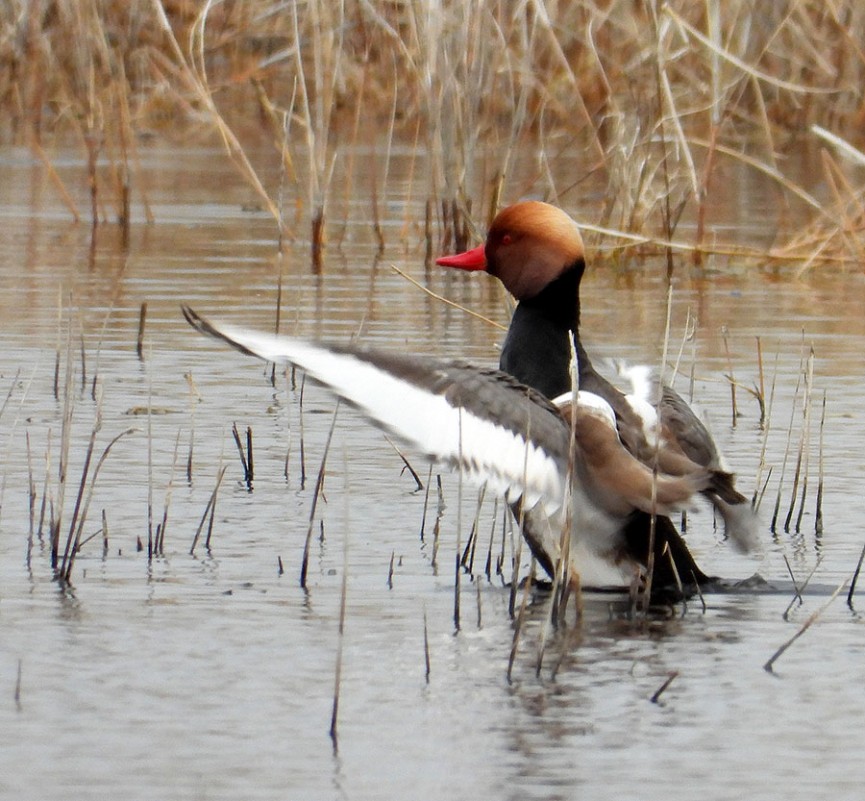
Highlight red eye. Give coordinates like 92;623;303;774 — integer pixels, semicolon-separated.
502;234;512;245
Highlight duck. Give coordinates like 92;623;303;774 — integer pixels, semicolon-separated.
182;305;711;599
436;201;757;575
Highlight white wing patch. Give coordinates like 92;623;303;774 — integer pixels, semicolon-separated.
551;389;617;427
200;322;566;518
613;361;660;444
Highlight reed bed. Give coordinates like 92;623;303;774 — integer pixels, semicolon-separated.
2;1;864;267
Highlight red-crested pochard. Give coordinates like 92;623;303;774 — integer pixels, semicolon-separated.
437;201;757;566
183;306;712;598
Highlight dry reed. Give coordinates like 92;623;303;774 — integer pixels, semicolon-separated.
2;2;864;267
764;578;848;673
190;464;227;555
300;402;340;590
650;671;679;704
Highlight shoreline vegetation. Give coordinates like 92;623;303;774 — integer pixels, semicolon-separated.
1;0;864;269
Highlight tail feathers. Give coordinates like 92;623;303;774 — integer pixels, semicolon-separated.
702;469;758;552
713;496;759;552
707;469;749;506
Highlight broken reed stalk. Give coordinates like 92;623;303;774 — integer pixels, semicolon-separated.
535;575;556;678
270;276;284;389
764;578;848;673
231;422;249;483
508;511;526;621
782;554;804;611
484;498;499;581
460;486;486;573
58;378;103;578
815;391;826;535
424;199;433;264
721;327;738;426
154;429;183;556
664;543;686;613
146;348;154;559
60;426;135;583
550;617;583;682
755;337;766;426
692;568;708;615
847;542;865;608
231;423;254;488
770;343;807;531
453;412;464;632
419;463;434;541
506;559;536;684
753;350;780;510
784;347;814;533
300;403;340;590
203;486;219;552
384;435;424;490
423;608;431;683
650;671;679;704
329;495;349;753
368;134;385;254
79;333;87;392
52;319;76;569
431;475;443;569
184;371;200;483
190;465;227;555
279;369;292;481
25;431;35;556
37;429;52;540
136;302;147;360
299;375;307;489
52;297;61;401
782;558;822;621
500;506;513;580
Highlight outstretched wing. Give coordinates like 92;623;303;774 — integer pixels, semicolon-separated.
182;306;570;516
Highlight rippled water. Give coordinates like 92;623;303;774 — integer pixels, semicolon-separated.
2;145;865;800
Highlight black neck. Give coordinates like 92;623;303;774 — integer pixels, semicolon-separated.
499;260;596;399
521;261;597;378
520;260;584;333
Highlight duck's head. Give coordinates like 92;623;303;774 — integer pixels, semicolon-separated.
436;201;585;301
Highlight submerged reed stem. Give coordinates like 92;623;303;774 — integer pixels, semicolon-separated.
301;403;340;590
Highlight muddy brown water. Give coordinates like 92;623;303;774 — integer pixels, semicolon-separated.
2;145;865;800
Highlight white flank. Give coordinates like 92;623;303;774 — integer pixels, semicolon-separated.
613;361;660;444
551;390;617;427
205;322;566;517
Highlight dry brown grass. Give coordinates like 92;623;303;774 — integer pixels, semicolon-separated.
2;0;864;267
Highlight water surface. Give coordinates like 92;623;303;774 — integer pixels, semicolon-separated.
1;145;864;800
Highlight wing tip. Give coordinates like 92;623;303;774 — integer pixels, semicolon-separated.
181;304;263;361
181;304;218;340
